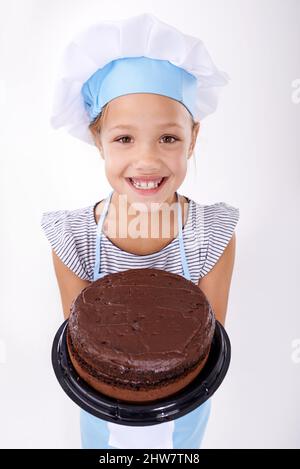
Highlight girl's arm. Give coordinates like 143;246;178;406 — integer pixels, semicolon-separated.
198;232;236;327
52;249;91;320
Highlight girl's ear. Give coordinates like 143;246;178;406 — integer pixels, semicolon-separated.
187;121;200;158
90;129;98;145
91;131;105;159
98;145;105;160
192;121;200;143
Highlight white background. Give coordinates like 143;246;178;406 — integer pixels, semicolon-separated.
0;0;299;448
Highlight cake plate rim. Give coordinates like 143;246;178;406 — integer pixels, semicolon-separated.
51;319;231;426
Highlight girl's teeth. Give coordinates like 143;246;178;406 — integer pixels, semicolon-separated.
131;178;163;189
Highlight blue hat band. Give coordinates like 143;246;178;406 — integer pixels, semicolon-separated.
81;56;198;122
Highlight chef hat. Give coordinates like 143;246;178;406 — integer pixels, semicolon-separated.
50;13;229;146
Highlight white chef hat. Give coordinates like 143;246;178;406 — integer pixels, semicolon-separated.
50;13;230;146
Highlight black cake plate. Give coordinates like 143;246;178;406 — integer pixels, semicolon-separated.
51;319;231;426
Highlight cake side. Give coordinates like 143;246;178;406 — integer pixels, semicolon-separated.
67;328;211;402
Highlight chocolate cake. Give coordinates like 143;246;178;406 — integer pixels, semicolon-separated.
67;268;215;403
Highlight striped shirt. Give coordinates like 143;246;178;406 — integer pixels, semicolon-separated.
40;193;240;285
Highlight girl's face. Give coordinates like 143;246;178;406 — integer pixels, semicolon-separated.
94;93;199;208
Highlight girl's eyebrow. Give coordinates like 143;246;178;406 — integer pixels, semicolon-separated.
108;123;184;132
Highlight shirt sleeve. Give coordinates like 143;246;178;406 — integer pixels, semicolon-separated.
199;202;240;278
40;209;91;281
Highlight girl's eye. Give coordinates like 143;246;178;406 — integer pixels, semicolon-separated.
115;136;132;144
115;135;178;144
161;135;178;144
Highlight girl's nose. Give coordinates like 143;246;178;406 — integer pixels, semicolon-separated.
132;150;162;172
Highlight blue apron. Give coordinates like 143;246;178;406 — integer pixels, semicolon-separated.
80;190;211;449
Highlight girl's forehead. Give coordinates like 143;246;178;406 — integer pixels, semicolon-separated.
109;92;183;108
104;94;191;125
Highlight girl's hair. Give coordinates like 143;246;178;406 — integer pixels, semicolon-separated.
89;102;198;173
89;102;110;138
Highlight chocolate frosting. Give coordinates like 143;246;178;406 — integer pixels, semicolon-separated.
68;268;215;386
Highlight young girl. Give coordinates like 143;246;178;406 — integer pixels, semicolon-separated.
41;13;239;449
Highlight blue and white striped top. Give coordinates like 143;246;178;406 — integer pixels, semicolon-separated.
40;194;240;285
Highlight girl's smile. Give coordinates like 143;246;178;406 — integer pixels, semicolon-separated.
125;175;169;196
